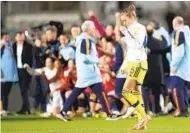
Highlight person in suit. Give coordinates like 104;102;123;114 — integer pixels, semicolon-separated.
142;24;165;115
12;32;33;114
30;38;48;114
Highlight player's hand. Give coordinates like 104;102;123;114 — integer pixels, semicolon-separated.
115;12;120;18
41;70;45;76
170;67;176;75
88;10;95;17
120;26;127;33
23;63;29;69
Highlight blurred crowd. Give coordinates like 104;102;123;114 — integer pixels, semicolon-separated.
0;9;190;119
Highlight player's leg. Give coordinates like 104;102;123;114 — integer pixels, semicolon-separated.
77;93;87;114
1;82;12;112
90;83;112;115
115;78;130;108
151;85;161;115
52;90;62;116
122;61;148;129
59;87;85;121
89;93;97;114
171;76;186;117
107;93;120;115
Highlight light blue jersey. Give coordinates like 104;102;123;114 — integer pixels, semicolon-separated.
75;33;102;88
0;41;18;82
170;26;190;82
59;43;75;61
156;27;171;47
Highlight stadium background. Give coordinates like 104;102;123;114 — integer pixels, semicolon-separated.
1;0;190;113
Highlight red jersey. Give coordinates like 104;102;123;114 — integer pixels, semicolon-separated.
101;71;115;95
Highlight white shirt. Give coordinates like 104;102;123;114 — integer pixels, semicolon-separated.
17;44;23;68
25;67;63;92
43;68;62;92
121;21;147;62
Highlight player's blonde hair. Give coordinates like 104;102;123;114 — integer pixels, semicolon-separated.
121;4;137;19
173;16;184;25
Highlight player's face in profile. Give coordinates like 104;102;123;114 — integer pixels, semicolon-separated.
35;39;42;47
100;37;107;49
89;27;96;37
71;27;80;37
54;60;62;69
45;58;53;69
121;15;134;27
4;35;9;42
106;25;113;36
60;35;68;45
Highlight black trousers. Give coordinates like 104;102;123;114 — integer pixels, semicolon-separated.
1;82;13;111
30;75;48;112
142;85;161;114
18;68;31;111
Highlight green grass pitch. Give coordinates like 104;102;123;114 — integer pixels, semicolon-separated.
1;115;190;133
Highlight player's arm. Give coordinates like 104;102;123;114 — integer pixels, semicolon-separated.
97;47;115;57
111;44;123;72
120;26;146;47
114;12;121;41
51;70;71;93
80;39;100;64
23;63;42;76
171;31;185;71
88;11;106;37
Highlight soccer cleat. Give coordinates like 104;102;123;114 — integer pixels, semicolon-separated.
122;106;135;119
129;124;147;130
58;111;71;122
112;110;121;115
129;118;148;130
106;114;122;121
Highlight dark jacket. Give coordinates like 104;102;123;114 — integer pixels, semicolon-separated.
144;36;164;87
32;46;47;68
13;41;33;67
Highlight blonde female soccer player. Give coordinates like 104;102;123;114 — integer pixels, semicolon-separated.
119;5;150;130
